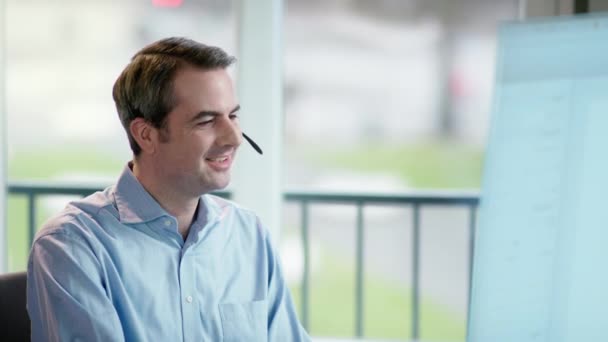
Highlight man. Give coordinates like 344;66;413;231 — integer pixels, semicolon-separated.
27;37;310;341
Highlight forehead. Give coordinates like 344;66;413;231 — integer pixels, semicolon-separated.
170;66;236;117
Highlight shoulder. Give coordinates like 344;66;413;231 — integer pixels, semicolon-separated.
34;188;115;244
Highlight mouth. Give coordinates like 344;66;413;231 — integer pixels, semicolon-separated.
205;156;229;162
204;153;233;171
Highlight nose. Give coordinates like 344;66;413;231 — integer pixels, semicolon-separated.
217;116;243;147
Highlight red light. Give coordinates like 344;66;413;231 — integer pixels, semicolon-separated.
152;0;183;7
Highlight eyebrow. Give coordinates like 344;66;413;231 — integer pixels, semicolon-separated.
189;105;240;123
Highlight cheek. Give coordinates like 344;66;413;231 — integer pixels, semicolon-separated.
191;134;214;153
176;143;211;165
161;141;197;162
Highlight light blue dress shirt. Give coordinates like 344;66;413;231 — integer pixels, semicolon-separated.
27;165;310;342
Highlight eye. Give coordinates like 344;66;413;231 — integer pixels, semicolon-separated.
197;115;215;126
229;112;239;120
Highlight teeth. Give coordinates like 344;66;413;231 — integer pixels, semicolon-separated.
207;156;228;162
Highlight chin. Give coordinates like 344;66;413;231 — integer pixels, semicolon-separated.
205;177;231;193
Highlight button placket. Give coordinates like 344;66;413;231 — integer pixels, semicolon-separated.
179;254;197;341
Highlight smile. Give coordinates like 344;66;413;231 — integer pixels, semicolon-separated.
205;156;228;162
205;154;233;171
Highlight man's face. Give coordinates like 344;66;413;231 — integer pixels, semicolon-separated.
152;66;242;196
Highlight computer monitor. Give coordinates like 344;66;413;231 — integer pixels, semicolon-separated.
468;14;608;342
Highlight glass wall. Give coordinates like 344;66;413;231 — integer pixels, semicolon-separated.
283;0;519;191
282;0;518;340
5;0;519;340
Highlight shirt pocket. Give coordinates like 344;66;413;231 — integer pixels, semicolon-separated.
219;300;268;342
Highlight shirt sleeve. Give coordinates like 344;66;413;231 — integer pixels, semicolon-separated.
27;230;125;342
263;228;312;342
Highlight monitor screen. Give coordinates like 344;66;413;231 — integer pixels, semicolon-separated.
468;14;608;342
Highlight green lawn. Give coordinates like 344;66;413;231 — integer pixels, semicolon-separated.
8;145;123;180
289;141;478;340
300;142;484;189
288;253;465;341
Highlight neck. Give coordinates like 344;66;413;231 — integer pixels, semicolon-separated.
132;160;198;240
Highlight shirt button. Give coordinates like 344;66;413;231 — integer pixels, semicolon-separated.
164;219;171;227
186;296;193;303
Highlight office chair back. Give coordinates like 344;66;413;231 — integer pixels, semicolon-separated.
0;271;30;341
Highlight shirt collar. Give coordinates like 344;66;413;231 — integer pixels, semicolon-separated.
198;194;224;226
113;163;226;226
113;163;170;224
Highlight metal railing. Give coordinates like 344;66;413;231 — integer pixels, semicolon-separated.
286;191;479;339
8;182;479;340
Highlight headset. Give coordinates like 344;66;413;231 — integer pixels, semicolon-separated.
242;133;263;155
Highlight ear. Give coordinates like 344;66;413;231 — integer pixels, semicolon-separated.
129;118;158;155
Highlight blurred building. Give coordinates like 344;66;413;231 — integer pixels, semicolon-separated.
6;0;516;159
